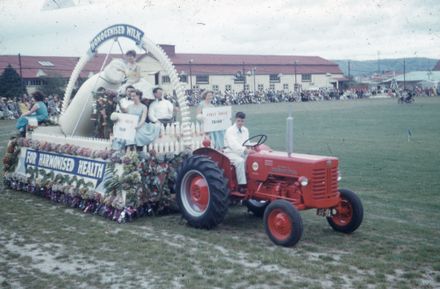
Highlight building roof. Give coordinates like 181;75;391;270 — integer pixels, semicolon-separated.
159;50;342;75
173;64;341;75
0;46;342;79
0;54;122;79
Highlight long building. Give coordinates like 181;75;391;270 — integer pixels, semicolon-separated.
0;45;345;95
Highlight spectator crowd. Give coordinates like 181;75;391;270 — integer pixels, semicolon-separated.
0;94;62;120
1;86;437;124
184;85;438;107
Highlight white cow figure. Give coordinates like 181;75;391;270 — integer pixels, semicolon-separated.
59;58;128;136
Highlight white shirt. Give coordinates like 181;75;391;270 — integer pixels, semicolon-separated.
148;99;174;122
224;123;249;155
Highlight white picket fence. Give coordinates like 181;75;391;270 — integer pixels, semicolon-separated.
31;121;206;154
145;121;205;153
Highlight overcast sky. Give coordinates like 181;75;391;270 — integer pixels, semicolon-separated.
0;0;439;60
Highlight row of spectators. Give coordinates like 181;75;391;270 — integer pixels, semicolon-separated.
1;85;437;120
184;86;438;106
185;88;343;106
0;94;62;120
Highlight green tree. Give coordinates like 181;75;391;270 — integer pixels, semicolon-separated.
40;75;66;97
0;64;24;99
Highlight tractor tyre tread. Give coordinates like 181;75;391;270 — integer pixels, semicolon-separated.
263;200;303;247
327;189;363;233
176;155;228;229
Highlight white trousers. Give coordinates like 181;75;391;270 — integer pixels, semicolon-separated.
225;152;247;185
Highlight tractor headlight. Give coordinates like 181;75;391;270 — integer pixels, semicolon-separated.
338;171;342;181
299;176;309;187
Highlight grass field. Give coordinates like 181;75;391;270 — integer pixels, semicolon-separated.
1;97;440;289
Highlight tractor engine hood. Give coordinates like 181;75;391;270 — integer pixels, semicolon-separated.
246;150;339;181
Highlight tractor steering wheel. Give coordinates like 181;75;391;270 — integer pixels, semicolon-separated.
242;134;267;148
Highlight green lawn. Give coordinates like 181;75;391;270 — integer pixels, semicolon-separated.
1;97;440;289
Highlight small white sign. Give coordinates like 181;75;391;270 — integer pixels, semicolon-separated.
202;106;231;132
113;113;138;142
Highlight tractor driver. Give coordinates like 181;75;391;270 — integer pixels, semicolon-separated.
224;111;250;189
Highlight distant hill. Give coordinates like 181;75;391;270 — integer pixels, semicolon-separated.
333;58;439;77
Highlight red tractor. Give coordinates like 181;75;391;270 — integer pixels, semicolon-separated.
175;132;363;247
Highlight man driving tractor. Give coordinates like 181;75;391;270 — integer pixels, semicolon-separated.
224;112;250;188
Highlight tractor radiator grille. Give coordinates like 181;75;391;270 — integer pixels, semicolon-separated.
312;167;338;199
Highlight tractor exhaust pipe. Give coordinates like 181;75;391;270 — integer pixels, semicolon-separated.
286;112;294;157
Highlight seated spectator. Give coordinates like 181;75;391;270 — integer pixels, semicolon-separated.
7;99;19;119
47;95;60;116
18;96;30;115
16;91;48;136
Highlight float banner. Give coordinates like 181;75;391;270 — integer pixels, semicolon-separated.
90;24;144;52
202;106;232;132
113;113;138;142
19;148;107;187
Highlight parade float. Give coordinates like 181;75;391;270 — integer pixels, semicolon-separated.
3;24;363;247
3;24;206;222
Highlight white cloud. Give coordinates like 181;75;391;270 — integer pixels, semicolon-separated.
0;0;439;60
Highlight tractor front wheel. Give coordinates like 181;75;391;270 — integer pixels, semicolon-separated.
327;189;363;233
176;155;229;229
263;200;303;247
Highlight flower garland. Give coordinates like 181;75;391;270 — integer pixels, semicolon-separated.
2;138;190;223
3;137;21;172
16;137;113;161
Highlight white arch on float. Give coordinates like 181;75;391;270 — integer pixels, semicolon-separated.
60;24;193;148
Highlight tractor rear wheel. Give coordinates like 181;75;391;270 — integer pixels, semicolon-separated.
263;200;303;247
327;189;363;233
176;155;229;229
245;199;269;218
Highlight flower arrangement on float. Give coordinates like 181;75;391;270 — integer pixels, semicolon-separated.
3;137;189;223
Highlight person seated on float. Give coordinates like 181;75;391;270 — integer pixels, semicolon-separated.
224;112;250;190
125;89;160;152
16;91;48;136
148;87;174;128
124;50;141;85
117;85;135;113
196;90;225;150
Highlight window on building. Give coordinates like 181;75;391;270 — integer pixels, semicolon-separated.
302;74;312;82
244;84;250;90
283;83;289;90
179;74;188;83
196;74;209;84
28;79;46;86
212;85;219;91
269;74;281;83
269;84;275;90
234;72;245;83
38;61;54;67
162;75;170;83
258;84;264;91
225;84;232;91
